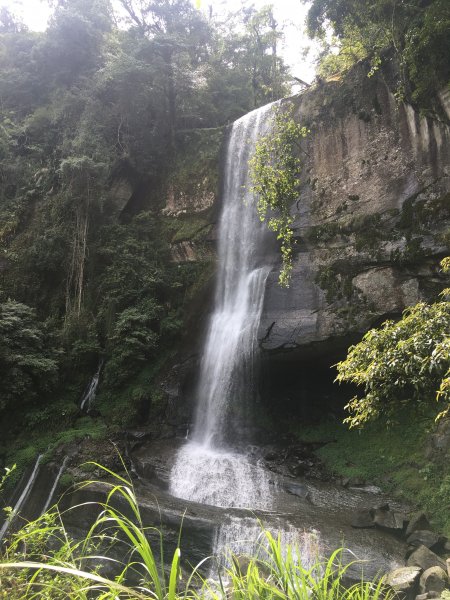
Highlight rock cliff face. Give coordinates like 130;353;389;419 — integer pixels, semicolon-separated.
259;64;450;365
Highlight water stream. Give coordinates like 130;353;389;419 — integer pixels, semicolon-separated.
40;456;69;515
0;454;43;543
166;103;311;570
80;359;103;412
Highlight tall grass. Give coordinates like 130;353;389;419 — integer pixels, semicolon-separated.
0;464;394;600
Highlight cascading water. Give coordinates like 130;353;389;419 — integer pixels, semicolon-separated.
213;516;321;570
170;103;278;510
0;454;43;543
40;456;69;515
80;359;103;412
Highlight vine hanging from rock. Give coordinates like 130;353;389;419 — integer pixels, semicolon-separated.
249;102;308;287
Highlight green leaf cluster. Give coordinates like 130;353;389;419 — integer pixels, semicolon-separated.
249;104;308;287
336;269;450;428
0;301;59;412
305;0;450;107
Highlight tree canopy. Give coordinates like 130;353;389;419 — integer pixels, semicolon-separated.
0;0;291;423
305;0;450;106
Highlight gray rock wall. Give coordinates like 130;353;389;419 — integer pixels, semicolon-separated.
260;65;450;362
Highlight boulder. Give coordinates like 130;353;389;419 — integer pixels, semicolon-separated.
351;509;375;528
284;481;310;500
406;530;447;553
405;513;432;537
384;566;422;600
407;546;447;573
373;505;406;532
419;567;449;594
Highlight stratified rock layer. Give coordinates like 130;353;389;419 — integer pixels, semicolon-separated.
259;64;450;361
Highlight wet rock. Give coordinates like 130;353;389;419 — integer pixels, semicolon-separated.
131;439;184;489
415;593;428;600
373;505;406;532
347;477;366;488
406;513;432;537
407;545;447;572
289;461;309;477
125;430;152;442
284;481;310;499
419;567;449;594
351;509;375;529
406;530;447;553
384;566;422;600
264;451;278;461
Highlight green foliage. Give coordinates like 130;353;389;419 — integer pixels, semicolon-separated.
305;0;450;108
104;299;161;388
0;301;59;413
250;104;308;287
0;0;292;439
335;273;450;427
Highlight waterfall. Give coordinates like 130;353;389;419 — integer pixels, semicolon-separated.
192;104;275;448
0;454;43;543
80;359;103;412
170;103;277;509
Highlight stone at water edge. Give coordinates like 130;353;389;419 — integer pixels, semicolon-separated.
384;566;422;600
419;566;449;594
407;545;447;572
407;530;447;553
406;513;432;537
372;504;407;532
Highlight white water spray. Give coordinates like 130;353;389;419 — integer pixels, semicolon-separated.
213;516;322;570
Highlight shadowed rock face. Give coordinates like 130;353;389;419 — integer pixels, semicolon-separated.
259;64;450;364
